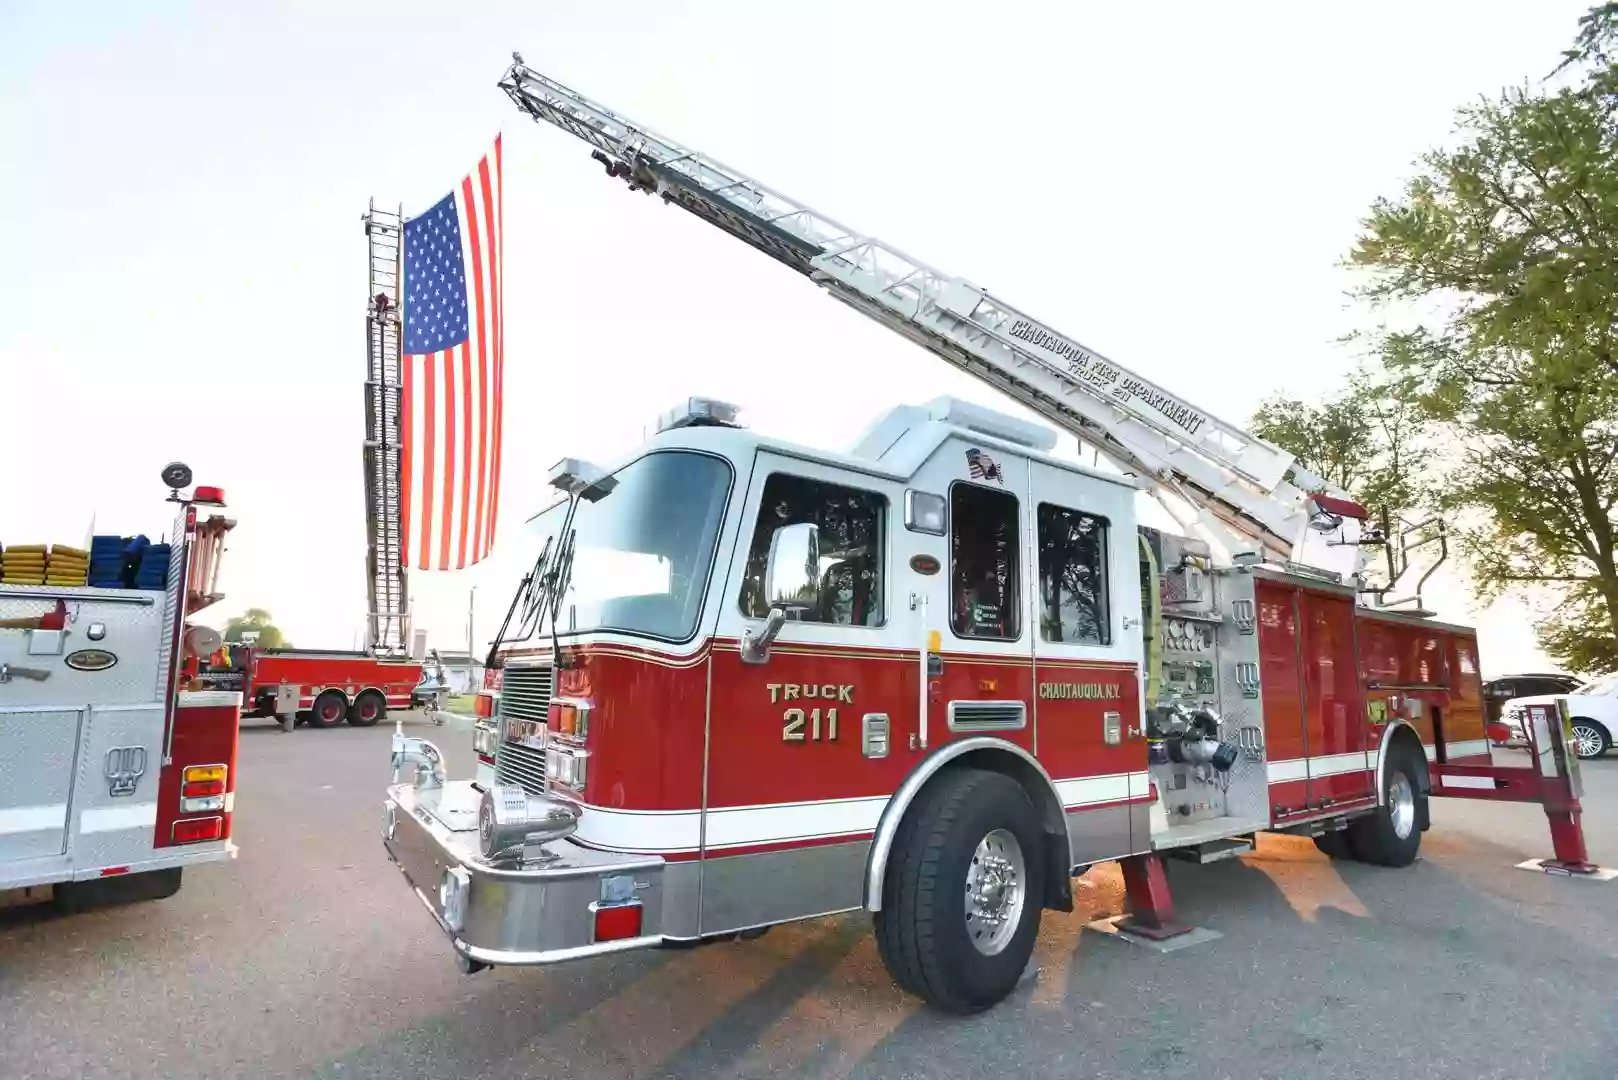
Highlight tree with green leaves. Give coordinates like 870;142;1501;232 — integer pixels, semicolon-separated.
224;607;289;650
1251;368;1429;540
1276;5;1618;673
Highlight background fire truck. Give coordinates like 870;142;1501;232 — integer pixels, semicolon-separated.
378;61;1600;1016
199;644;421;729
0;463;241;911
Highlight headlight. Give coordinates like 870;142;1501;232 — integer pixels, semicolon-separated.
546;746;590;791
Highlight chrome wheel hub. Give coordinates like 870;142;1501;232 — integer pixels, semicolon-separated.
964;828;1026;956
1571;725;1602;759
1388;771;1415;840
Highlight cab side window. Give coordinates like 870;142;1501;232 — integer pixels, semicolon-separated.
1036;502;1111;645
950;483;1020;640
739;473;885;626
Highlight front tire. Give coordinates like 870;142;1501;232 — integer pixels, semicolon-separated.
1348;750;1424;867
873;769;1046;1014
1570;719;1611;760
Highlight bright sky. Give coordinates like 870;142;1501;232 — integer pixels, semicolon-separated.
0;0;1591;672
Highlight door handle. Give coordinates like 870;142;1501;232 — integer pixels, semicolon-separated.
0;663;51;684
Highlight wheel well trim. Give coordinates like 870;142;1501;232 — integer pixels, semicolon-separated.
354;686;389;705
863;737;1065;912
1375;720;1430;805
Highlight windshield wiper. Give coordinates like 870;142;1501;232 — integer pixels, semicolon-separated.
484;493;586;671
485;535;553;667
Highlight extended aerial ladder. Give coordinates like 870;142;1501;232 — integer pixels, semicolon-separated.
361;200;411;656
496;58;1379;592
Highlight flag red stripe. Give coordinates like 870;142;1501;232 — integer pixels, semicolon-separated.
484;138;503;547
464;172;489;563
439;349;457;571
400;354;414;569
458;338;473;571
419;352;437;571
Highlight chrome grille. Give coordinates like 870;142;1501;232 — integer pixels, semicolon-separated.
497;665;553;796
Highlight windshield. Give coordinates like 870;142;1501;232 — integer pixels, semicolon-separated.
522;450;732;643
1578;671;1618;697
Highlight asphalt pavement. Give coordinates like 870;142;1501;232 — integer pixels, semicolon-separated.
3;714;1616;1080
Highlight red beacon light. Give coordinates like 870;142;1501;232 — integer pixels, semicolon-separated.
191;485;226;506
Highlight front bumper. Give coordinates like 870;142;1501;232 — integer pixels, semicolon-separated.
382;780;667;967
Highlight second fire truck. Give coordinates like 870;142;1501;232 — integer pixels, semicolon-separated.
1;464;241;911
381;62;1569;1014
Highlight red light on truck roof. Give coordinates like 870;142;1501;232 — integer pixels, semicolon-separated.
191;485;226;506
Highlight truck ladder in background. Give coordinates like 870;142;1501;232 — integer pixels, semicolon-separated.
362;200;409;657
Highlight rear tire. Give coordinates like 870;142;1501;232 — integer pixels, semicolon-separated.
309;691;348;729
348;690;387;727
1348;750;1424;867
873;769;1046;1014
54;868;182;913
1313;830;1353;859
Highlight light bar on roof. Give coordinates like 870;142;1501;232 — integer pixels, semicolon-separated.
922;396;1058;452
654;397;745;434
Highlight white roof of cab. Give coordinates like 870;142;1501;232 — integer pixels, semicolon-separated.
640;395;1141;492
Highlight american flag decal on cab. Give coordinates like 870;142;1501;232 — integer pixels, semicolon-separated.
965;447;1004;483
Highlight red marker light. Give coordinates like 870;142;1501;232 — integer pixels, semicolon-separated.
593;903;643;942
172;817;224;844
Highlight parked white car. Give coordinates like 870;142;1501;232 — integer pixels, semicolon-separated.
1501;670;1617;760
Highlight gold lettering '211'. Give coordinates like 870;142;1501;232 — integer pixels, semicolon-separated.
768;684;854;742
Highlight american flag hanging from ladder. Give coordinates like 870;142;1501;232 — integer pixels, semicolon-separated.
401;136;504;570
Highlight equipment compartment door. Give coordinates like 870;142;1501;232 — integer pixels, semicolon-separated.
0;706;82;861
1026;460;1147;859
1298;592;1373;804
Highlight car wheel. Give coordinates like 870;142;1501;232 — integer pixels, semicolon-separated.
1570;719;1611;760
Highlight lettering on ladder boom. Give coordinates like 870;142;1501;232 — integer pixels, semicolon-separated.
1006;318;1208;438
767;683;856;704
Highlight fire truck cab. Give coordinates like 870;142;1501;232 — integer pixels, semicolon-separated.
384;397;1486;1011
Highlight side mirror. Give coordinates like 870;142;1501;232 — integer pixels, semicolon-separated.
742;523;819;664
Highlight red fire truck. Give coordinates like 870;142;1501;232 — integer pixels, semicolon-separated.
200;645;421;729
1;463;241;910
380;63;1596;1014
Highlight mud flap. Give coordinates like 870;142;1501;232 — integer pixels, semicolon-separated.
1045;830;1074;911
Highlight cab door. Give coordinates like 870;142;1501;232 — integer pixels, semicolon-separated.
1026;460;1148;859
704;452;914;933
